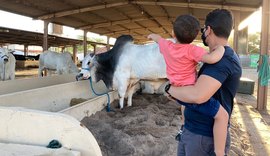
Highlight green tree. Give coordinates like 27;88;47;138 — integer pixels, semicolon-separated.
248;32;260;54
76;35;106;53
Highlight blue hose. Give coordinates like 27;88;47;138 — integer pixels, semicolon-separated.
89;77;111;112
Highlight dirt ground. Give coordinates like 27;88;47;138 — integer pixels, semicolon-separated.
15;68;270;156
232;68;270;156
82;94;181;156
15;67;38;79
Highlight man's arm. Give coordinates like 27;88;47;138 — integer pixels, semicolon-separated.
201;46;224;64
168;75;222;104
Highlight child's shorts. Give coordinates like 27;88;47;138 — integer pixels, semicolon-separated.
177;97;220;118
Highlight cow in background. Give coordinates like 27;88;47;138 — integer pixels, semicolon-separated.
0;48;16;81
38;51;79;76
78;35;167;109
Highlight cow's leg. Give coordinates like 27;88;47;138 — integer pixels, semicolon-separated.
38;67;44;77
117;78;129;109
127;85;136;107
47;69;53;76
56;68;62;75
127;80;139;107
10;72;15;80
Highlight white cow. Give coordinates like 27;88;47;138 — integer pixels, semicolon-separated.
78;35;167;109
38;51;79;76
0;48;16;81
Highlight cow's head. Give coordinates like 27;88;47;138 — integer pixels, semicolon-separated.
76;53;96;81
0;48;14;64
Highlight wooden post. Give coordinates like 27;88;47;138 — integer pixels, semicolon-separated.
43;20;49;76
257;0;270;110
61;46;65;52
233;11;240;52
43;20;49;51
93;44;97;54
24;44;28;56
83;30;87;57
73;45;77;65
106;36;110;50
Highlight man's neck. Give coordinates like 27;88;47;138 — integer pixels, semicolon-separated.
209;37;228;51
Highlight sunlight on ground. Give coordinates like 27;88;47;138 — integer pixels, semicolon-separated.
234;94;270;156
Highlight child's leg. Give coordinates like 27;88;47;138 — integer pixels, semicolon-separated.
213;105;229;156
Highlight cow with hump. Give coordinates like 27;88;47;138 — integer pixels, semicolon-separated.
38;50;79;76
0;48;16;81
78;35;167;109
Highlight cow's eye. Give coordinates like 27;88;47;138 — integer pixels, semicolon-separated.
87;61;90;65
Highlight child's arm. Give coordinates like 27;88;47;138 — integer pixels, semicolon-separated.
147;34;162;43
201;46;225;64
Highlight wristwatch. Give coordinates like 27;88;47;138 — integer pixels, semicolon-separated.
165;83;171;94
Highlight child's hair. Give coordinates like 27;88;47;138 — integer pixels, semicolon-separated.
205;9;233;39
173;14;200;44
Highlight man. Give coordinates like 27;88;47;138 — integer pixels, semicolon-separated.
166;9;242;156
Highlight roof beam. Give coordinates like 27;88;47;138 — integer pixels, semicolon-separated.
78;17;150;30
102;27;169;36
159;5;173;25
156;0;174;25
131;1;258;12
37;2;130;20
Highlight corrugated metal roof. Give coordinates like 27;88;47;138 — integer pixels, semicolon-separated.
0;0;262;43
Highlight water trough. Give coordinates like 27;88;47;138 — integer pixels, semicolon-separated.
0;76;119;156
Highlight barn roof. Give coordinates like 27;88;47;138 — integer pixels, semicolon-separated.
0;26;113;47
0;0;262;43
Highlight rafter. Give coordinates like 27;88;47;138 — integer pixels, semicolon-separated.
156;0;174;25
37;2;130;20
81;8;114;35
78;17;150;30
113;6;155;33
108;6;155;34
131;3;171;37
131;1;257;12
102;27;169;36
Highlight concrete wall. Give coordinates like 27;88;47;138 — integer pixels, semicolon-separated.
0;74;76;95
0;80;108;112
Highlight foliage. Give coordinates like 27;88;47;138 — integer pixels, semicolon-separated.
248;32;260;54
76;35;106;53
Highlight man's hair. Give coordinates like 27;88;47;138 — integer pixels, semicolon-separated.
173;15;200;44
205;9;233;39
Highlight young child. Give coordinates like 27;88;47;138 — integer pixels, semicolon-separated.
148;14;228;156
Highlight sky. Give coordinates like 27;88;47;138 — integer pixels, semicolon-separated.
0;8;262;42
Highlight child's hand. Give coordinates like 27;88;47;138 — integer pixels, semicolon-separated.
147;34;161;42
